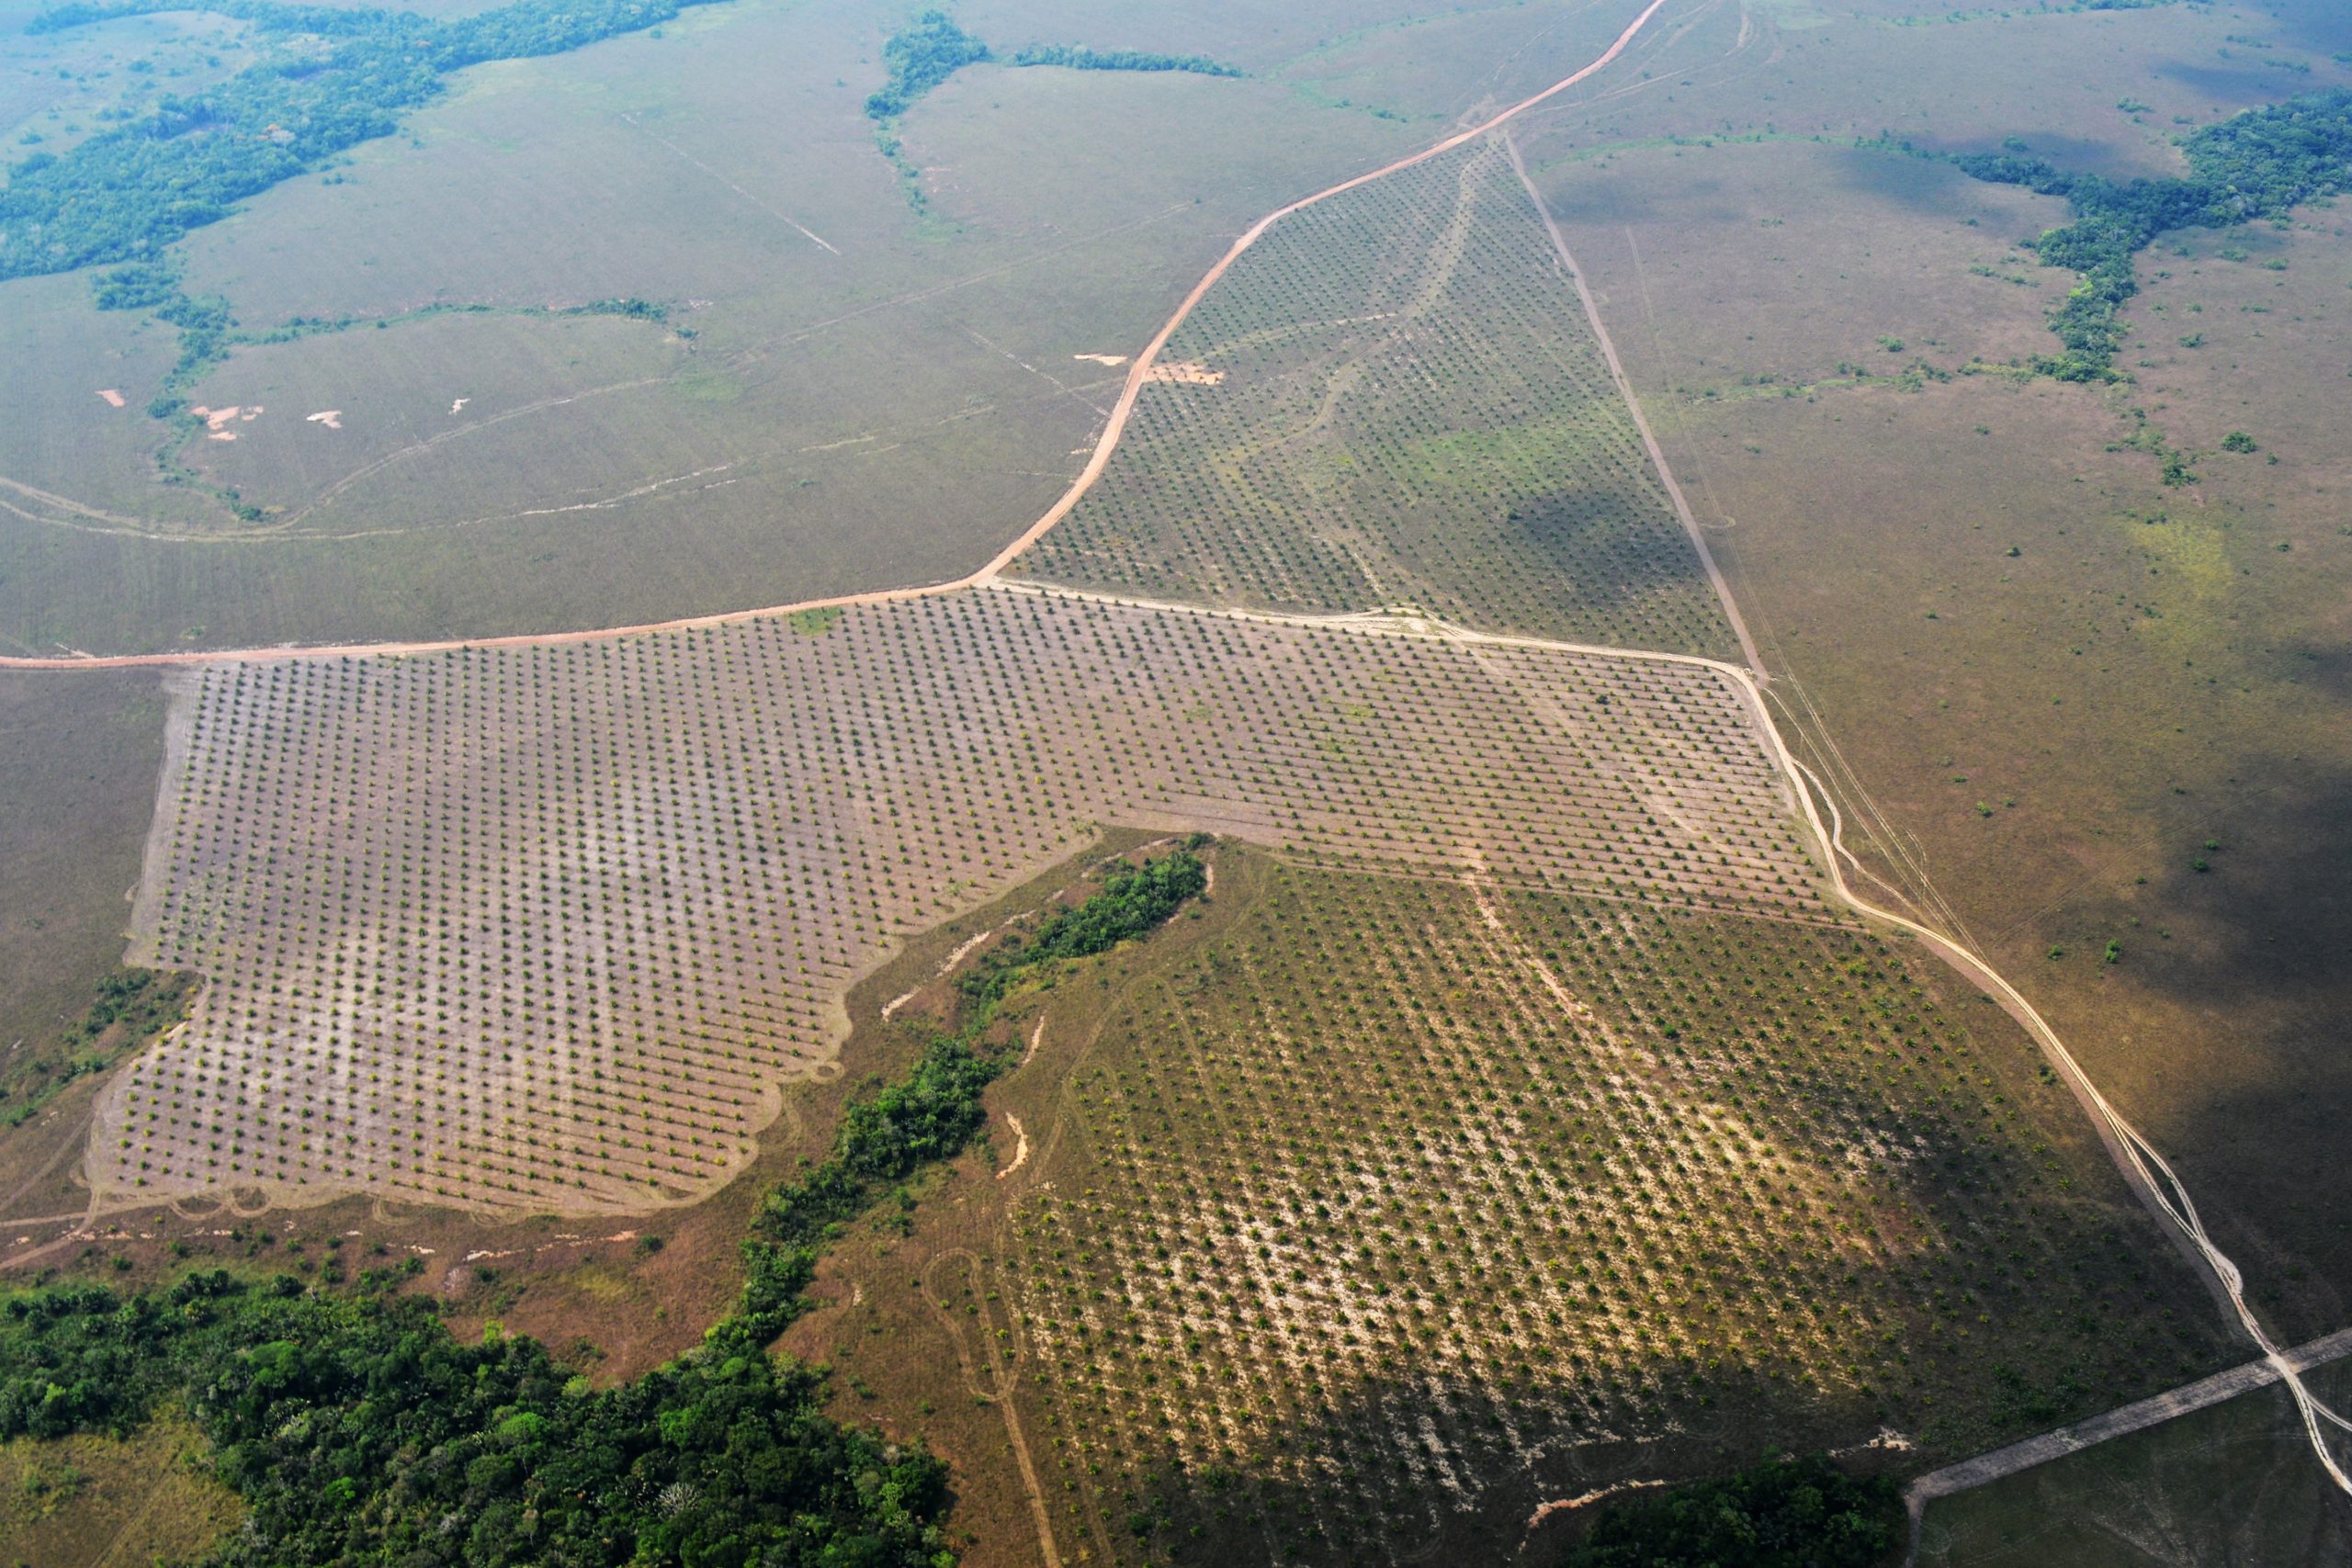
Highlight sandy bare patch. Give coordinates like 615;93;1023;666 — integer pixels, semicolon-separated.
1529;1482;1668;1527
190;405;263;432
1073;353;1129;367
96;389;126;409
207;433;237;442
1144;360;1225;386
450;398;469;414
306;411;344;430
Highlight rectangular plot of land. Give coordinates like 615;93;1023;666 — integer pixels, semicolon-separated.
102;586;1826;1214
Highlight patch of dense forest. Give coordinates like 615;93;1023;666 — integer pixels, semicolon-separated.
1947;87;2352;378
2;1274;953;1566
1007;44;1240;78
0;846;1209;1566
3;0;719;282
864;9;991;119
862;9;1241;122
1559;1454;1903;1568
745;846;1207;1303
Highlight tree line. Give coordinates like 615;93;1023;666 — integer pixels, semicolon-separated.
1560;1453;1902;1567
863;9;1242;122
1006;44;1240;78
745;845;1208;1311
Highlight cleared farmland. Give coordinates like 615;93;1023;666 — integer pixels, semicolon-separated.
998;862;2232;1562
1013;138;1736;657
102;585;1822;1213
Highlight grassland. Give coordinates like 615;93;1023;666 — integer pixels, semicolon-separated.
105;584;1822;1213
1516;0;2349;184
1016;136;1739;656
1918;1359;2352;1566
8;0;2351;1559
0;669;173;1227
0;1411;241;1567
0;0;1690;657
1519;95;2352;1335
0;2;254;179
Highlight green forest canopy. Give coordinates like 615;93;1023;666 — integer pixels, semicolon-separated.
4;0;722;281
1560;1454;1902;1568
1945;86;2352;379
863;9;1240;122
6;0;1246;288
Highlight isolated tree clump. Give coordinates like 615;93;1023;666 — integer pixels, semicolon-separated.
1562;1454;1901;1568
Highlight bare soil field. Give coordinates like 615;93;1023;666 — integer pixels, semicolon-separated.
1016;136;1739;656
103;585;1822;1215
7;0;2351;1557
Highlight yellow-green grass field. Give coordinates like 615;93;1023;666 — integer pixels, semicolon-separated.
792;848;2232;1567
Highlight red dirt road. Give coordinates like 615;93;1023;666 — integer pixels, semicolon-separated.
0;0;1674;673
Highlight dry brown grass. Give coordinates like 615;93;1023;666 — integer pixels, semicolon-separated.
0;1412;240;1568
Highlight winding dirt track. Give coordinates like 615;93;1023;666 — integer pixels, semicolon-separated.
0;0;1674;675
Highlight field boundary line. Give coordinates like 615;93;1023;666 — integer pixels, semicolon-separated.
1500;128;1766;679
1774;757;2352;1503
1904;1324;2352;1551
1498;116;2352;1503
17;0;2340;1511
0;0;1676;673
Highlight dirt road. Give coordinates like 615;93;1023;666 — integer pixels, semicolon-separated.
0;0;1676;675
1501;129;1767;680
10;0;2342;1510
1905;1325;2352;1540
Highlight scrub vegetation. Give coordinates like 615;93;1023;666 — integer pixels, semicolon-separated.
0;848;1210;1567
8;0;2350;1560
